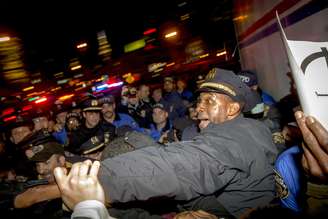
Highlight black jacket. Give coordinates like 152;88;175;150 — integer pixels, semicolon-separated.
100;115;278;218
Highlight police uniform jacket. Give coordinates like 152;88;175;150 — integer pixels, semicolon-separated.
68;121;115;154
99;115;278;218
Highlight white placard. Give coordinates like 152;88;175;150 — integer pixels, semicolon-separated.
276;11;328;129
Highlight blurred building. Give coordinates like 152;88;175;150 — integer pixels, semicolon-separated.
0;35;29;84
97;30;112;61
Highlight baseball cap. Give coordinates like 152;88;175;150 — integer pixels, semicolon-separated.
99;95;115;105
66;111;81;121
152;103;168;112
198;68;257;112
31;108;49;120
237;70;258;87
164;77;174;83
128;87;137;98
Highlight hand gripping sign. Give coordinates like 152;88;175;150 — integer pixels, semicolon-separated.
276;11;328;129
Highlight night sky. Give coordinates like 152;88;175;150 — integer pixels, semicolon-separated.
0;0;234;75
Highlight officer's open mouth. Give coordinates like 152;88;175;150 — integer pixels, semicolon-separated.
198;119;210;129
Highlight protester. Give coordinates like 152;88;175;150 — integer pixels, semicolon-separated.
274;111;328;217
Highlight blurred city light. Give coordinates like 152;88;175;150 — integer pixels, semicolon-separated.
73;73;83;78
22;86;34;92
1;108;15;117
28;96;40;102
199;53;209;58
51;87;61;92
0;36;11;42
22;105;33;111
57;79;70;85
178;2;187;7
54;72;64;78
31;78;42;84
35;97;47;104
97;30;112;61
27;92;38;97
180;14;190;21
4;115;17;122
124;39;146;53
216;51;227;56
71;65;82;71
165;31;177;38
107;81;123;88
233;15;248;21
59;94;74;101
166;62;175;67
96;84;108;90
77;43;87;48
143;28;157;35
0;35;29;83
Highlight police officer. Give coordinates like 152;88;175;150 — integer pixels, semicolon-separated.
100;95;141;131
98;68;278;218
163;76;187;120
5;115;36;180
237;70;284;150
2;139;68;218
149;103;174;144
68;98;115;155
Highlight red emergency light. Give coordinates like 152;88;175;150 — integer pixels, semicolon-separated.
35;97;47;104
4;115;17;122
143;28;157;35
22;105;33;111
1;108;15;117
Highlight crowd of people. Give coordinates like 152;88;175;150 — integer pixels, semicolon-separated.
0;67;327;219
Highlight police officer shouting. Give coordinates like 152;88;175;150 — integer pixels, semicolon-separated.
97;68;278;218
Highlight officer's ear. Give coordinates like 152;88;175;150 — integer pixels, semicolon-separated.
58;155;66;167
82;111;86;118
227;102;241;116
10;136;14;144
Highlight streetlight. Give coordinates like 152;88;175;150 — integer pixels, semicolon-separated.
0;36;11;42
216;51;227;57
71;65;82;71
165;31;177;38
77;43;87;49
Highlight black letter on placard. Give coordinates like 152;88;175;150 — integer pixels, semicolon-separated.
301;47;328;74
315;91;328;97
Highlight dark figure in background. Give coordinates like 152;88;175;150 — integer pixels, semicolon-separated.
176;79;194;104
163;77;187;120
237;70;284;150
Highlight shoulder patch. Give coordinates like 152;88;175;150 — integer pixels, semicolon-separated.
274;169;289;199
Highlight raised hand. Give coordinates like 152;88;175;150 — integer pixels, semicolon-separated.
54;160;105;210
295;111;328;182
